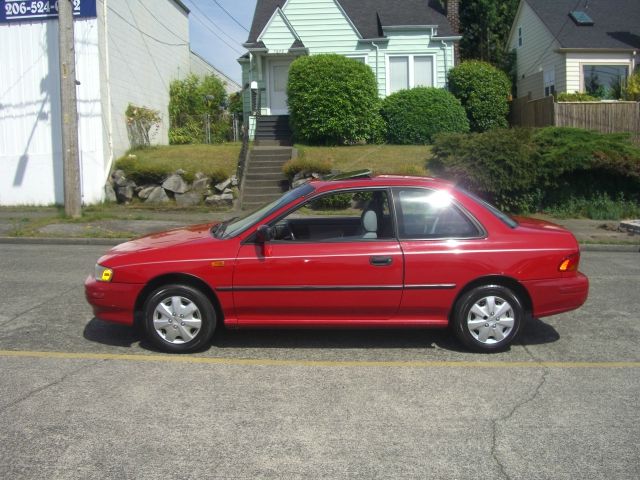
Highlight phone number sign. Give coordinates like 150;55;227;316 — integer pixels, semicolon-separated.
1;0;96;23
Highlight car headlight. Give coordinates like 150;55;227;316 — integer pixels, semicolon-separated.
95;264;113;282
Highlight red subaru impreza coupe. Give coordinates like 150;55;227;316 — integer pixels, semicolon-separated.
85;175;588;353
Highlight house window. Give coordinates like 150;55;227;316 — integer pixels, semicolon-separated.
518;26;523;47
582;64;629;99
544;68;555;97
388;55;435;94
346;56;367;64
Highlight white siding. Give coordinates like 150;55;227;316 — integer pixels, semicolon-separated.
0;19;104;206
104;0;190;159
260;10;298;51
509;1;564;99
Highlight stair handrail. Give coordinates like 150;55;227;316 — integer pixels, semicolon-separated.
236;121;250;189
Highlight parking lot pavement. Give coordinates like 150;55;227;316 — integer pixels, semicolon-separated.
0;245;638;479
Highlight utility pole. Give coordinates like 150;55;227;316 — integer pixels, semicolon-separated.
58;0;82;218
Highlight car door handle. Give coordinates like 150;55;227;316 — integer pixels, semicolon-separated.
370;256;393;266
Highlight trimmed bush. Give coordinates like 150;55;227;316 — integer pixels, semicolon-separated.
430;127;640;214
447;61;511;132
381;87;469;144
288;54;385;145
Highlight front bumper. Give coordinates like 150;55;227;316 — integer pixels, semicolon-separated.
84;276;143;326
524;272;589;318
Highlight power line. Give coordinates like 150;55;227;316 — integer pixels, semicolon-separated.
138;0;189;43
209;0;249;32
187;2;244;54
107;5;188;47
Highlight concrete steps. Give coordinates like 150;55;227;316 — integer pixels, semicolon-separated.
241;145;292;209
254;115;292;147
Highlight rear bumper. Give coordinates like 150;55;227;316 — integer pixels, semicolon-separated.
84;276;143;326
524;272;589;318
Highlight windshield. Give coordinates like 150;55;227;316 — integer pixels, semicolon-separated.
458;188;518;229
216;183;315;239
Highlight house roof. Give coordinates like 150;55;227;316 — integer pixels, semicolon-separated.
525;0;640;50
245;0;455;46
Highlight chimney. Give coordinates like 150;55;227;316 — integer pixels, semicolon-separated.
446;0;460;34
445;0;461;65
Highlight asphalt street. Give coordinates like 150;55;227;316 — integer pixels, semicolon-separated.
0;244;638;479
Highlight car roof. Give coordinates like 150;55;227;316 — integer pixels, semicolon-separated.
309;175;456;193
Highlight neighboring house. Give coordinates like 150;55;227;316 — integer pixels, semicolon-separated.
507;0;640;100
239;0;462;137
190;50;242;95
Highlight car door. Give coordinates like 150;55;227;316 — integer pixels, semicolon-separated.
232;189;403;325
392;187;486;325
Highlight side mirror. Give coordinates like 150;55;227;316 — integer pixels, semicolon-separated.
255;225;274;244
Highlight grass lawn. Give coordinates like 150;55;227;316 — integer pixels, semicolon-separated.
295;144;431;176
115;143;241;183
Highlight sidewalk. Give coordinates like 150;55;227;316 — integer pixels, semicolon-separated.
0;207;637;251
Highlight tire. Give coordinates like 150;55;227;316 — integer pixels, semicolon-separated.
143;284;216;353
453;285;524;352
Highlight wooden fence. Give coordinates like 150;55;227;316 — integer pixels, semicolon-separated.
510;95;640;137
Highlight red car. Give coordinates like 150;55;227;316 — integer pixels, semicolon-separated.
85;175;588;353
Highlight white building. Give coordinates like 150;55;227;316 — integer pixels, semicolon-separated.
0;0;236;206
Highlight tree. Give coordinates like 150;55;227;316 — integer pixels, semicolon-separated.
169;74;228;144
459;0;519;67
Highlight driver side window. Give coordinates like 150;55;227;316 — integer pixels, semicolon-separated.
271;189;394;242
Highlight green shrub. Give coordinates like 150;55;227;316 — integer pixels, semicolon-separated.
309;193;352;210
430;129;541;211
447;61;511;132
624;70;640;101
556;92;598;102
430;127;640;214
169;74;229;144
288;54;385;145
282;157;333;180
381;87;469;144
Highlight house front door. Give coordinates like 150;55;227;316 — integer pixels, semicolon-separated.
268;59;291;115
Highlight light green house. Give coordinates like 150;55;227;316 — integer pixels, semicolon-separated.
239;0;462;138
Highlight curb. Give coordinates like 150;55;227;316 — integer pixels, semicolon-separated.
1;236;638;252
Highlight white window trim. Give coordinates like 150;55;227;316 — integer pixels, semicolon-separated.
345;54;368;65
385;53;437;95
578;61;631;93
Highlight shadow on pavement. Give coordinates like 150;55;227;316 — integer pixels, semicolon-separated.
82;317;560;353
83;318;140;348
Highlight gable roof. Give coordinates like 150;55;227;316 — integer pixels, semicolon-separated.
245;0;456;46
524;0;640;50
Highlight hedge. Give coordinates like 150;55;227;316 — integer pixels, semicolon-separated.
287;54;384;145
447;61;511;132
381;87;469;144
429;127;640;213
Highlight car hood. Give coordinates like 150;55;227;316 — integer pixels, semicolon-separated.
108;222;219;255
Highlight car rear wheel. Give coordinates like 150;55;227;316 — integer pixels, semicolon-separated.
143;284;216;353
453;285;523;352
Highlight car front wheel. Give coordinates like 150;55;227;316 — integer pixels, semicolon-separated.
453;285;524;352
143;284;216;353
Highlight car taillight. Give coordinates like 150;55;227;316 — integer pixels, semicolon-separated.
559;253;580;272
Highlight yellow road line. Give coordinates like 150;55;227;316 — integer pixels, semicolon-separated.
0;349;638;369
